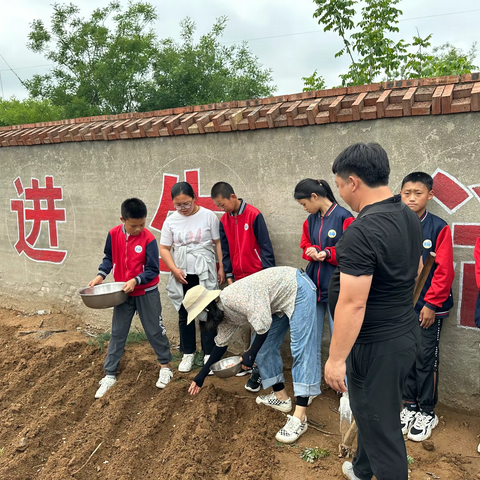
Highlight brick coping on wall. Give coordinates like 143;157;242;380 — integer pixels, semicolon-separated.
0;74;479;148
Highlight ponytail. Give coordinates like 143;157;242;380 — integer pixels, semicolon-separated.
294;178;336;203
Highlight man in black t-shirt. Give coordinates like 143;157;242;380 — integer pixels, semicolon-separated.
324;143;422;480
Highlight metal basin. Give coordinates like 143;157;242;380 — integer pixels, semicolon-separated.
78;282;128;309
210;356;242;378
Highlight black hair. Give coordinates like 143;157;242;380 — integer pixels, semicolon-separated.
401;172;433;191
294;178;336;203
121;198;147;220
200;299;224;333
170;181;195;200
211;181;235;199
332;142;390;187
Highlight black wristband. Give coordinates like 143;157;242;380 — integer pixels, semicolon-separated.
193;345;228;387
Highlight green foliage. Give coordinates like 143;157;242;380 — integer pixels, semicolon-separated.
0;97;65;127
302;70;327;92
141;16;275;111
307;0;479;88
300;447;330;463
25;1;159;118
407;454;414;465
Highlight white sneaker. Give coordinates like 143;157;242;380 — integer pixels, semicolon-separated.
156;367;173;389
178;353;195;372
95;376;116;399
407;411;439;442
275;415;308;444
400;406;418;435
256;391;292;413
204;354;214;376
307;395;318;406
342;461;362;479
477;441;480;454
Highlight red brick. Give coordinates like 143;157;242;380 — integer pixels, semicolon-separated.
306;99;321;125
420;75;460;86
247;106;263;130
293;113;309;127
0;126;12;132
262;95;286;105
215;101;237;110
197;112;214;134
155;108;173;116
318;97;335;111
237;98;262;108
255;117;269;129
471;83;480;111
274;114;289;127
453;84;473;99
414;86;435;102
180;112;197;134
384;104;403;118
346;83;381;95
451;97;471;113
402;87;417;116
297;99;316;114
316;87;347;98
286;91;316;102
441;84;454;114
211;109;228;132
329;95;345;122
382;79;419;90
229;108;247;131
193;104;215;112
266;103;282;128
165;113;183;135
364;91;383;106
218;121;232;132
285;100;302;126
432;86;444;115
361;106;377;120
137;118;152;137
341;94;358;108
337;108;353;122
173;125;185;135
187;124;200;135
389;89;408;104
236;118;250;131
351;92;367;121
412;101;431;116
376;90;391;119
172;105;194;115
461;72;480;83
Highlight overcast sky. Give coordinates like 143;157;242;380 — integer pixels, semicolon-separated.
1;0;479;102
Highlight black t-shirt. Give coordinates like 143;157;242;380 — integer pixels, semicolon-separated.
328;195;423;344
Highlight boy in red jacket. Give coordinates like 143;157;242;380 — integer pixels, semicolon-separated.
400;173;454;442
211;182;275;392
88;198;172;399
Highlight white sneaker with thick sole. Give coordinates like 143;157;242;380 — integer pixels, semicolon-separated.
256;391;292;413
477;441;480;453
178;353;195;372
407;411;439;442
156;367;173;389
400;406;418;435
95;376;116;399
342;461;362;480
203;354;214;376
307;395;318;406
275;415;308;444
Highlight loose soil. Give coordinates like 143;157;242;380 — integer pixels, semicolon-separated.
0;308;479;480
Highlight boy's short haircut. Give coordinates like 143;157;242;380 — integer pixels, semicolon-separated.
121;198;147;220
401;172;434;191
332;142;390;187
211;182;235;199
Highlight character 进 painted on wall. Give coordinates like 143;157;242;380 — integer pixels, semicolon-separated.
10;176;67;264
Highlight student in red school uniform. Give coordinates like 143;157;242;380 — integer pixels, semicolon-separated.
294;179;354;402
400;172;455;442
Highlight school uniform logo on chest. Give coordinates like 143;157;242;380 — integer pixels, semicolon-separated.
423;239;432;249
134;245;143;253
244;223;249;231
328;229;337;238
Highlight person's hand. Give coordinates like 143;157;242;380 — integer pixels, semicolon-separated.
324;358;347;393
88;275;104;288
122;278;137;294
173;268;188;284
218;267;226;285
305;247;317;258
188;381;201;395
227;278;234;286
312;251;327;262
419;306;436;329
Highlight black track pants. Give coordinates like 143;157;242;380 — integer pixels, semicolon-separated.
347;327;419;480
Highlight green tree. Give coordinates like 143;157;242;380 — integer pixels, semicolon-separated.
305;0;478;88
141;16;276;110
0;97;65;127
302;70;327;92
25;1;158;118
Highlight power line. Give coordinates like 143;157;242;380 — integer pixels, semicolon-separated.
0;53;26;87
221;8;480;45
0;63;53;73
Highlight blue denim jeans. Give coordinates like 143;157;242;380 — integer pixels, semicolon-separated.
256;270;320;397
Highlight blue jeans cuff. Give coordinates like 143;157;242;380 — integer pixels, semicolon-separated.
293;381;321;397
261;373;285;390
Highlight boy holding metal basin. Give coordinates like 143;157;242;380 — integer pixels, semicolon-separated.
88;198;173;399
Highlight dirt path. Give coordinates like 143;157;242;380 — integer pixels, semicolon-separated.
0;308;479;479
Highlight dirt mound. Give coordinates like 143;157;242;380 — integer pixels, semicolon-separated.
1;308;479;480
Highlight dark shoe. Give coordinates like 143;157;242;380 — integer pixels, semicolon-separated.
245;366;261;392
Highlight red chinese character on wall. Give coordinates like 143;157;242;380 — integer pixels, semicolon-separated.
149;169;222;272
10;176;67;264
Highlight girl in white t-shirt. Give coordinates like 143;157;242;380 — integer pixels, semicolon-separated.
159;182;225;373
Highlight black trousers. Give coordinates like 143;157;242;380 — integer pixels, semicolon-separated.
347;327;419;480
403;317;443;412
178;274;216;355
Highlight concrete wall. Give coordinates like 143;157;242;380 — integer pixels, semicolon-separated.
1;113;480;411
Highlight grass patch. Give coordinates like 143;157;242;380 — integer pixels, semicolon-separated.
407;455;414;465
87;329;148;353
300;447;330;463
